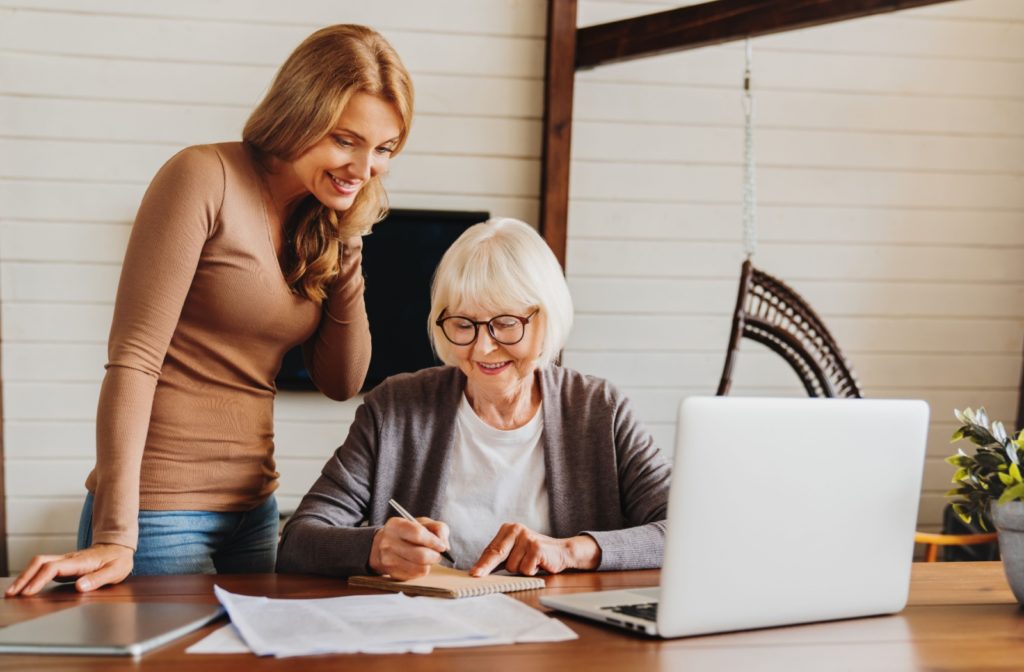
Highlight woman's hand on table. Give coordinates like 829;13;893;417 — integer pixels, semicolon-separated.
5;543;134;596
470;523;602;577
370;516;451;580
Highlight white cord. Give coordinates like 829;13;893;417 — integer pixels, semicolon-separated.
742;38;758;260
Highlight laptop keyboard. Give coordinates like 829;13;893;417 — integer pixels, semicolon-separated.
602;602;658;622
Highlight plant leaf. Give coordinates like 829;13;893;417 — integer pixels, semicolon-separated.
994;421;1008;444
997;482;1024;506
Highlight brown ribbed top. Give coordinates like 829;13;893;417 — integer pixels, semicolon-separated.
85;142;371;550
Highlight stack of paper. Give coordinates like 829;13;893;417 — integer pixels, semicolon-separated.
187;585;576;657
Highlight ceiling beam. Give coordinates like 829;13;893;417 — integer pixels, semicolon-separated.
576;0;958;70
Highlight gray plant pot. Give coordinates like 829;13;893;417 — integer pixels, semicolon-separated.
990;500;1024;604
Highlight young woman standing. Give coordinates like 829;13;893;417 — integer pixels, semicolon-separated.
8;24;414;595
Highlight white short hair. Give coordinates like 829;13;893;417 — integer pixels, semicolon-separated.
428;218;574;368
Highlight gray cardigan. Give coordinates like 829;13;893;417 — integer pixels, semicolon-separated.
276;365;671;576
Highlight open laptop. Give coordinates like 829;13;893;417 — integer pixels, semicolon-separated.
541;396;929;638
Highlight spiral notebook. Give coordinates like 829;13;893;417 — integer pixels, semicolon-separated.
348;566;545;599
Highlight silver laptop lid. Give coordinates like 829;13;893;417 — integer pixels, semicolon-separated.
658;397;928;638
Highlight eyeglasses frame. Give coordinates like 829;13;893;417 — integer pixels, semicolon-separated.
435;308;540;346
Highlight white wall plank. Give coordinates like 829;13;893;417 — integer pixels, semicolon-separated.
1;263;119;303
276;459;329;499
5;459;92;497
3;383;101;421
567;202;1024;246
565;351;1021;390
570;162;1024;209
911;0;1024;21
8;537;77;572
0;222;130;263
0;182;537;226
569;277;1024;319
0;1;549;37
568;315;1023;354
0;140;541;199
1;95;543;159
575;81;1024;136
0;10;545;78
620;387;1019;427
273;393;360;423
569;240;1023;283
6;498;82;535
3;344;107;382
274;422;350;460
2;304;112;343
3;421;94;458
756;9;1024;59
1;53;543;119
581;46;1024;98
573;122;1024;173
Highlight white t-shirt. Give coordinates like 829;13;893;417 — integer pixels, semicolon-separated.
438;394;551;569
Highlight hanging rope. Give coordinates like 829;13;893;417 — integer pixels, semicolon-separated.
742;38;758;259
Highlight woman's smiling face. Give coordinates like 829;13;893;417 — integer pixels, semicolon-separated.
288;92;402;211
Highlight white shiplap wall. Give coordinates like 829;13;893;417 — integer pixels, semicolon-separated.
0;0;547;572
564;0;1024;531
1;0;1021;573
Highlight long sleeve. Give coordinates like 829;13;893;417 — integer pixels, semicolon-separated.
88;147;222;549
276;398;382;576
302;237;371;401
583;391;671;571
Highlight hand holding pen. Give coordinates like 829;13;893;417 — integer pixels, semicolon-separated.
368;499;454;581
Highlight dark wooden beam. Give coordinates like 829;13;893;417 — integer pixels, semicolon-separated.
577;0;958;70
540;0;577;270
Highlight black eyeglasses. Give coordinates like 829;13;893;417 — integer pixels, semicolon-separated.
435;309;539;346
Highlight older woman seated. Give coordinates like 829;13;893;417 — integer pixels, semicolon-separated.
277;218;670;579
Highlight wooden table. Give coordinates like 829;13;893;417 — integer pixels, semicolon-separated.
0;562;1020;670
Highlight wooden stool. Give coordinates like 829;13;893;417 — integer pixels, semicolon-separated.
914;531;998;562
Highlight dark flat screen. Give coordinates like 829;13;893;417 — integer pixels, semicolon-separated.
275;208;487;392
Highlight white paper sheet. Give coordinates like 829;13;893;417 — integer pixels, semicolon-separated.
429;594;578;648
203;585;576;657
186;624;250;654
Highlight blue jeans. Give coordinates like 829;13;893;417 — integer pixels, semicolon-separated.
77;493;278;575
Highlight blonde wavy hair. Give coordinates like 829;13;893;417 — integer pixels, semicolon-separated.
244;24;413;302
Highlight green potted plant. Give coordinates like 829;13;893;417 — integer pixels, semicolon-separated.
946;407;1024;602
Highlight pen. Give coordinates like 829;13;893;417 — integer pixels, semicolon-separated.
387;498;457;567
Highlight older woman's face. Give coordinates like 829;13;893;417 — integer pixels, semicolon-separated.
446;303;544;394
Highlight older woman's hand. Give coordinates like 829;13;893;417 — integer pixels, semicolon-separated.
469;523;602;577
369;516;451;581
